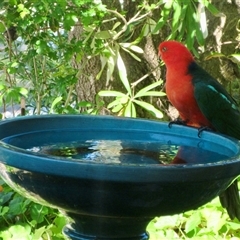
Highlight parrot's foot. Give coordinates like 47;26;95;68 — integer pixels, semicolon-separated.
168;119;187;128
197;126;214;138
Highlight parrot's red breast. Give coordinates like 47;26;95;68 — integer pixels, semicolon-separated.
158;40;212;128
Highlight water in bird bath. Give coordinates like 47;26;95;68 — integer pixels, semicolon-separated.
26;139;229;165
27;140;179;164
2;129;231;165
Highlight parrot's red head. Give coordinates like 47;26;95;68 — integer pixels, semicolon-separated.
158;40;194;67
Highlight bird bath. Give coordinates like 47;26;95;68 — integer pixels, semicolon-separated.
0;115;240;240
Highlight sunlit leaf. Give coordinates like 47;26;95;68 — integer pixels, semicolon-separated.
206;210;225;233
121;47;142;62
201;0;222;17
226;221;240;230
0;84;6;91
124;101;133;117
196;26;205;45
172;1;182;33
96;55;107;80
50;96;62;113
78;101;93;107
107;55;116;82
153;215;181;229
112;104;123;113
9;224;31;238
204;52;226;60
133;100;163;118
129;45;144;54
98;90;126;97
107;96;129;108
131;102;136;117
112;21;121;30
135;81;164;98
229;54;240;64
185;211;201;234
107;98;122;108
120;43;131;48
19;87;28;96
135;91;166;98
117;53;131;94
152;1;173;34
198;3;208;39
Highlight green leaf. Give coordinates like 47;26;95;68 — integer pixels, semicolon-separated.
204;52;226;60
50;96;62;113
201;0;222;17
78;101;93;107
140;23;149;38
196;26;205;46
123;101;136;117
63;13;78;30
185;211;201;234
226;221;240;230
30;204;49;223
129;45;144;54
95;30;113;39
96;55;107;80
172;1;182;33
153;215;181;229
0;84;6;91
98;90;126;97
135;81;164;98
107;98;121;108
117;53;131;94
133;100;164;118
152;1;173;34
124;101;133;117
131;102;136;117
121;47;142;62
229;54;240;64
135;91;166;98
107;54;116;82
185;4;196;51
147;18;158;34
0;206;9;216
112;21;121;30
19;87;28;96
112;104;123;113
32;226;46;240
17;3;24;11
107;96;128;108
0;23;5;33
206;210;225;233
9;224;31;239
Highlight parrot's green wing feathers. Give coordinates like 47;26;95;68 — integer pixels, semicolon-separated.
189;62;240;139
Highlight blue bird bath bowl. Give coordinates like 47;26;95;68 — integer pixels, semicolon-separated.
0;115;240;240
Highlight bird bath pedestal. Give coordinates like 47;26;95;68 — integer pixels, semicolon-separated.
0;115;240;240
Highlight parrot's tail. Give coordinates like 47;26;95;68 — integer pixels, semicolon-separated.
219;180;240;221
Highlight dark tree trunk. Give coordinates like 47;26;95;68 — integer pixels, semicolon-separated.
70;0;167;118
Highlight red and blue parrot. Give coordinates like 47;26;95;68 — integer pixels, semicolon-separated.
158;40;240;220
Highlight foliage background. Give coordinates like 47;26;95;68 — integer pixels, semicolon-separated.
0;0;239;239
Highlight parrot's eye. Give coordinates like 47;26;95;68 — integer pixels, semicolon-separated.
161;46;167;52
